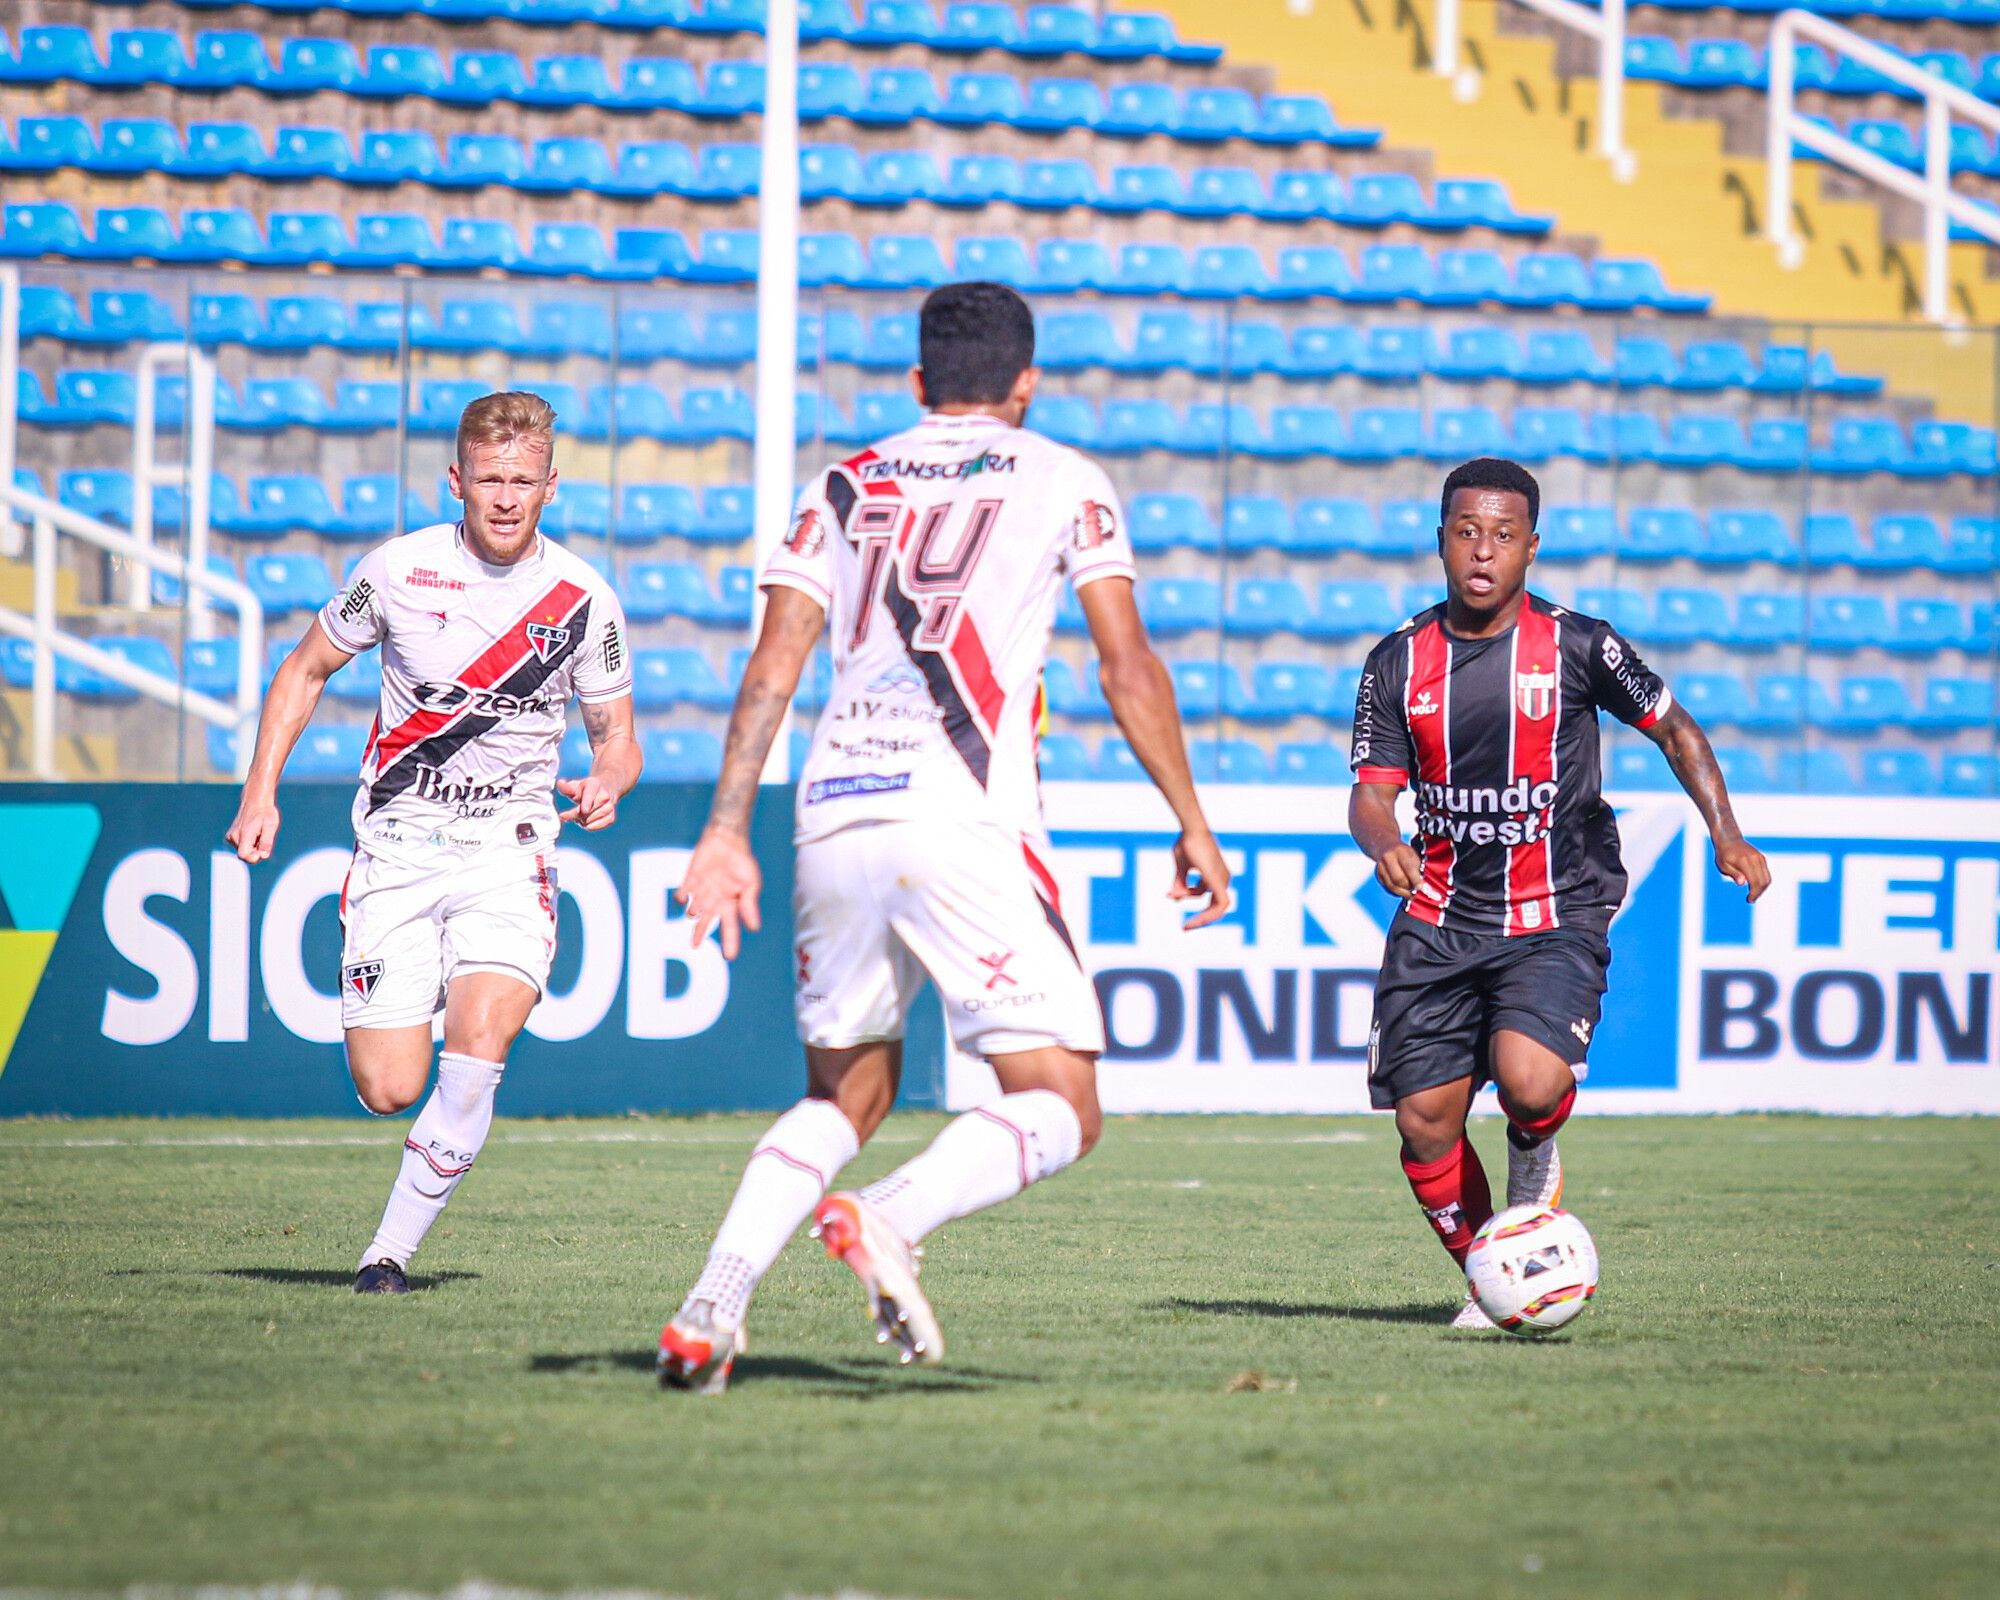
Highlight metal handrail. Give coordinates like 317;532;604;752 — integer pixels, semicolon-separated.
0;483;264;780
1433;0;1634;180
1768;9;2000;325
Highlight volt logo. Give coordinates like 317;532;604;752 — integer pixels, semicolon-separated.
0;804;101;1076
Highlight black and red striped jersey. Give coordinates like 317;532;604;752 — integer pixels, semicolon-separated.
1349;594;1672;938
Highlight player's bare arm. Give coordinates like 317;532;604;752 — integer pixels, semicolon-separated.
557;695;642;831
679;585;828;957
224;619;355;864
1079;575;1232;929
1641;701;1772;902
1348;781;1423;898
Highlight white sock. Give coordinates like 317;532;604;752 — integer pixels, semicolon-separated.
859;1089;1084;1246
359;1052;503;1272
681;1098;860;1324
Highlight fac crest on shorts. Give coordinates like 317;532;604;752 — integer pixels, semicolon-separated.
525;621;570;663
342;959;384;1004
1516;667;1557;721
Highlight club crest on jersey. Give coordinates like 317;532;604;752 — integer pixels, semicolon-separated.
525;621;570;663
342;960;384;1004
1516;668;1557;721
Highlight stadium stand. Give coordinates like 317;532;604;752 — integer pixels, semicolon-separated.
0;0;1991;791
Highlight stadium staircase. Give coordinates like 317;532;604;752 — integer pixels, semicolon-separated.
0;0;1993;794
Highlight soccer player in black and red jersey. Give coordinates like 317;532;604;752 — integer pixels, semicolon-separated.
1348;458;1772;1327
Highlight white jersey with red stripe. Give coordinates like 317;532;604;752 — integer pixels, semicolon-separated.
762;410;1134;848
318;523;632;861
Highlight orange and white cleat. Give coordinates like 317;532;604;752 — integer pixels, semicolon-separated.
811;1192;944;1367
1505;1127;1563;1210
657;1301;747;1394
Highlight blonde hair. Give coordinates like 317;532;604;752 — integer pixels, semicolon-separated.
456;390;557;467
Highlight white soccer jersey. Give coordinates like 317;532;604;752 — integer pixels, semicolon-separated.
318;522;632;859
763;410;1135;845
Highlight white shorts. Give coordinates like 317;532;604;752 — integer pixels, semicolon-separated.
337;844;558;1031
793;820;1104;1058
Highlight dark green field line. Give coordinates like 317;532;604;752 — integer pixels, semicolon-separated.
1;1114;1995;1600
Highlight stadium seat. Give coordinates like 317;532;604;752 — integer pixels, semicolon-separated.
1274;743;1345;784
1227;496;1300;552
1538;506;1616;563
1170;662;1224;723
1809;594;1893;652
642;729;725;783
244;552;336;614
1671;673;1753;728
1733;593;1805;649
1192;738;1271;785
1674;340;1759;391
1;201;89;258
1307;580;1401;640
1225;579;1312;637
1281;324;1363;378
1021;3;1100;56
1650;588;1731;647
58;470;135;526
1704;509;1800;566
1232;662;1335;722
1941;753;2000;797
1774;749;1858;796
1820;677;1913;736
1128;494;1218;553
1037;734;1092;782
630;646;735;710
1093;738;1146;781
1740;675;1827;734
1859;750;1936;796
1518;329;1611;385
1886;599;1972;656
1577;586;1650;638
1621;507;1704;562
620;56;702;110
1044;660;1112;721
939;3;1021;52
1138;578;1222;634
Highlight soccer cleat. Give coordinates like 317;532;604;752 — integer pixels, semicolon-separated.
1450;1292;1497;1330
353;1258;409;1295
657;1301;747;1394
1506;1125;1564;1209
810;1192;944;1367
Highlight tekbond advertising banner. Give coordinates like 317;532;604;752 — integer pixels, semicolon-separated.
944;786;2000;1117
2;784;1996;1118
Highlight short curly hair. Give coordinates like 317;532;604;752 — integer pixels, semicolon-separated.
1439;457;1539;530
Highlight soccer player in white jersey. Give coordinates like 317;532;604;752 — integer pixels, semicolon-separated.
656;282;1232;1391
225;392;641;1294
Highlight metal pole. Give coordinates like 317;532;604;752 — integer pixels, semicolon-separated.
1767;14;1799;268
31;512;56;779
1599;0;1628;175
1923;95;1951;324
187;347;217;642
1433;0;1459;80
753;0;801;784
131;348;159;612
0;266;18;545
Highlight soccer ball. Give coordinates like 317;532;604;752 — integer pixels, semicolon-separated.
1465;1205;1599;1334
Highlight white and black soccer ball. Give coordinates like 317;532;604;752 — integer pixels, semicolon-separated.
1465;1205;1599;1335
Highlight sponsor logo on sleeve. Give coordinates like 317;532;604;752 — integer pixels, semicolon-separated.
600;619;625;677
337;578;375;625
1069;500;1118;553
784;506;826;560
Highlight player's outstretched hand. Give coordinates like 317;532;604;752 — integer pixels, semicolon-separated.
1374;842;1424;899
1170;829;1233;930
678;828;762;960
556;775;620;831
225;796;280;864
1715;838;1771;903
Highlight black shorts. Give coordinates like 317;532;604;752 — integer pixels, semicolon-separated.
1367;915;1611;1110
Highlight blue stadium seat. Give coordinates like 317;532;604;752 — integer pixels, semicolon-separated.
1674;340;1759;391
939;3;1022;52
1128;494;1218;553
357;42;448;98
326;476;403;541
1138;577;1222;634
1180;84;1260;141
353;130;441;185
1739;675;1826;734
1226;496;1300;552
244;551;336;614
9;116;97;172
342;212;440;268
1307;580;1402;639
523;136;616;191
1537;506;1616;563
50;369;137;427
1016;76;1104;132
18;285;85;341
690;228;759;282
630;646;735;710
1029;396;1100;448
1911;421;1996;476
179;32;271;93
1859;749;1936;796
1;25;106;83
1093;738;1146;782
1354;325;1435;381
1274;743;1345;784
428;299;529;354
1428;248;1514;306
955;236;1039;287
1622;506;1704;562
1502;253;1592;308
1577;585;1650;638
1425;407;1509;462
1862;514;1945;571
865;234;948;287
1606;742;1677;791
1809;594;1893;651
1352;244;1436;301
271;37;363;94
1271;246;1358;300
1253;405;1338;460
1342;173;1433;227
1037;734;1092;783
799;232;871;288
525;301;615;361
1684;38;1764;88
1256;95;1374;147
1044;660;1112;721
1655;414;1747;468
76;290;184;345
1265;170;1343;220
58;470;135;526
1099;399;1181;453
1650;588;1732;647
642;729;725;783
1774;749;1858;796
1733;593;1805;649
1171;662;1224;723
1886;599;1971;655
1224;579;1311;637
855;66;941;123
1037;310;1121;370
1341;407;1423;461
861;151;947;204
1703;509;1799;566
540;481;610;540
1020;3;1100;56
1911;677;1995;733
1672;673;1753;728
1220;320;1287;375
678;386;758;442
1941;753;2000;797
1426;178;1551;233
1623;35;1687;82
1581;259;1709;313
940;154;1023;205
1815;417;1912;475
1180;166;1267;217
260;125;355;180
1189;245;1272;298
1;201;89;258
1613;336;1679;389
1518;328;1610;384
798;61;865;118
620;484;700;542
102;28;194;87
1232;662;1334;721
1100;82;1183;139
1102;243;1188;296
620;56;702;110
1192;738;1271;785
1281;324;1363;378
1820;676;1913;735
854;0;941;47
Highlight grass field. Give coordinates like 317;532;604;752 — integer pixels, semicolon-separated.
2;1112;1996;1600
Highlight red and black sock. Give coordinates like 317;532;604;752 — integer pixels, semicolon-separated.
1503;1084;1577;1152
1400;1137;1494;1268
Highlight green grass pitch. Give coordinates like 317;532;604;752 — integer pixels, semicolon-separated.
2;1112;1996;1600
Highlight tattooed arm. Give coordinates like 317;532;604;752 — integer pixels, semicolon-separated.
556;694;642;830
1641;701;1772;902
677;586;827;957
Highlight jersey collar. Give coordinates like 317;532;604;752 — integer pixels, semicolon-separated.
453;521;545;580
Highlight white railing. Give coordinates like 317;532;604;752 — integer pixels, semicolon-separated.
0;484;264;780
1768;10;2000;326
1433;0;1633;180
131;342;220;635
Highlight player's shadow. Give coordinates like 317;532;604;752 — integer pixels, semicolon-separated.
211;1266;480;1292
1156;1296;1446;1325
529;1348;1022;1396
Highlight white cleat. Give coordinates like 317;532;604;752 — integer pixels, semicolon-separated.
811;1192;945;1367
657;1300;747;1394
1506;1131;1563;1210
1451;1293;1498;1331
